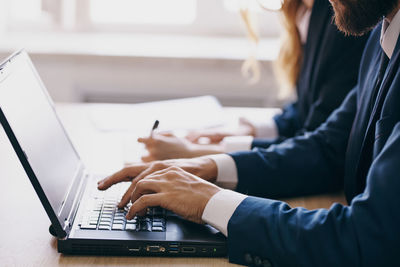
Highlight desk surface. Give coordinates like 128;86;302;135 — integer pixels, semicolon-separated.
0;104;346;267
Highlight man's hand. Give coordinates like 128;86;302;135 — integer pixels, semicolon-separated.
125;166;221;224
97;157;218;208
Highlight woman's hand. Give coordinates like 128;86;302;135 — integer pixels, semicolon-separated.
138;133;198;161
138;133;225;161
186;117;256;144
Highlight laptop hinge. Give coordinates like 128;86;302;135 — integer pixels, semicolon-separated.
64;171;88;231
57;163;89;234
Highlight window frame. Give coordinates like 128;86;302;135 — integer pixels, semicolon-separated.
2;0;280;38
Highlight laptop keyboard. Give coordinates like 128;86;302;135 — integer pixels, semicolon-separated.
79;183;166;232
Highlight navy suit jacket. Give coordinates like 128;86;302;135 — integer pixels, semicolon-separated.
253;0;368;149
227;24;400;266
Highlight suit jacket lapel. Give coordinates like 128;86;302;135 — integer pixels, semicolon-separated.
300;0;330;88
348;33;400;199
344;48;382;201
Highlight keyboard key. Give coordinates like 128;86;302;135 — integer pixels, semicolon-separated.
98;225;110;230
125;224;137;231
139;221;152;232
139;217;151;223
112;224;124;230
126;219;137;224
152;226;164;232
81;224;97;230
102;210;113;215
103;208;114;212
152;221;163;227
113;220;125;225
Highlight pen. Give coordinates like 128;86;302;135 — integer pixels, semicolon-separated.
149;120;159;138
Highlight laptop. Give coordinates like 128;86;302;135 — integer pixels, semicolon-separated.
0;50;226;256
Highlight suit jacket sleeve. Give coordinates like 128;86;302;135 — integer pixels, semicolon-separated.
227;121;400;267
273;102;301;138
229;88;357;199
250;136;287;150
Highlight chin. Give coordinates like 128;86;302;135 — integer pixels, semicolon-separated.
330;0;395;36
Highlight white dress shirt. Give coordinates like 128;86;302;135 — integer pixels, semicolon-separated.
381;9;400;59
202;10;400;237
220;6;311;154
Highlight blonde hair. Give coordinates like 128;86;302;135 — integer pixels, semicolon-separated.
240;8;261;84
274;0;304;97
240;0;304;97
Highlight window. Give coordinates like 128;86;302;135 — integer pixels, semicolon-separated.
2;0;280;37
90;0;196;25
5;0;56;30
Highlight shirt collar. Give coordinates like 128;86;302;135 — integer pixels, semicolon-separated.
296;4;311;45
380;9;400;59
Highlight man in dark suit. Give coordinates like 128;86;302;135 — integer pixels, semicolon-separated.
98;0;400;265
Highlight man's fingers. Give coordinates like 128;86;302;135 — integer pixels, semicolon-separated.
97;165;146;190
131;179;163;203
133;162;164;183
118;163;164;204
118;182;136;208
141;155;155;162
119;169;169;208
97;169;129;190
126;193;166;220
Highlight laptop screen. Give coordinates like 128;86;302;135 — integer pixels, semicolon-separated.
0;52;81;216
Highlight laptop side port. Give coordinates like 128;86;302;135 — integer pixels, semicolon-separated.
169;247;179;254
169;242;179;248
181;247;196;253
146;245;165;253
128;247;141;252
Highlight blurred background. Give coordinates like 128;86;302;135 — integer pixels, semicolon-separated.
0;0;285;107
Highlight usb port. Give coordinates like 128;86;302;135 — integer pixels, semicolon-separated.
181;247;196;253
128;247;141;252
169;242;179;247
169;247;179;253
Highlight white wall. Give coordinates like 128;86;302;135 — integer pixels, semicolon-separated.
0;46;283;107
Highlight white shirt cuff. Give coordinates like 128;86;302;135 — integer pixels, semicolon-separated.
221;136;253;153
247;118;278;139
208;154;238;190
202;189;247;237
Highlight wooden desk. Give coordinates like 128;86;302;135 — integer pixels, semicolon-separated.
0;104;346;266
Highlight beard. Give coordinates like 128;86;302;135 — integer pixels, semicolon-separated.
331;0;398;36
